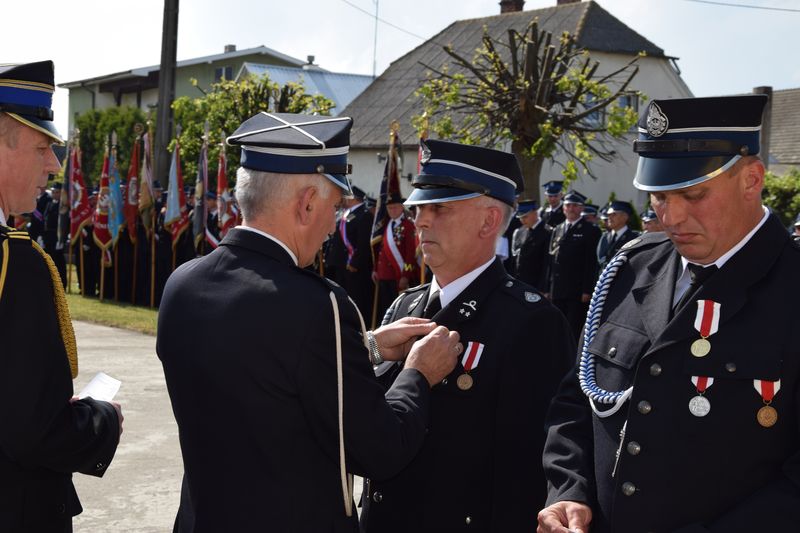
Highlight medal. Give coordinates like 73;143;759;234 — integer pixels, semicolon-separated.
689;395;711;417
457;341;485;392
754;379;781;428
689;376;713;417
691;300;720;358
757;405;778;427
456;373;474;390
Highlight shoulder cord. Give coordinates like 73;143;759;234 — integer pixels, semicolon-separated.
578;252;632;418
329;291;363;518
0;239;8;301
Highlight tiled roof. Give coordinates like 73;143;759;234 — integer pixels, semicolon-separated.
770;87;800;165
342;1;665;148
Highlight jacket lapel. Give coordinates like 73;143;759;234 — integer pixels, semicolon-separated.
432;258;508;329
632;244;680;345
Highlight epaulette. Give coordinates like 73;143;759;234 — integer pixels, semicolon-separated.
401;283;429;296
618;230;671;255
499;275;547;306
0;225;32;243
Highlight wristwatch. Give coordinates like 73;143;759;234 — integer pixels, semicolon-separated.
367;331;383;365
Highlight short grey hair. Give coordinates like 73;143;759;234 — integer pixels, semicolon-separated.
478;195;515;237
235;167;332;220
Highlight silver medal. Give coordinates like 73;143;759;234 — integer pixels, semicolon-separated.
688;395;711;417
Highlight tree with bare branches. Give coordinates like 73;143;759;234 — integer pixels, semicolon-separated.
413;19;642;200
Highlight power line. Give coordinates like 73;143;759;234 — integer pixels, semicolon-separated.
682;0;800;13
339;0;429;41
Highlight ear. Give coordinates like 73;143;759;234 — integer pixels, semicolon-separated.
740;157;765;201
297;186;318;226
478;205;503;239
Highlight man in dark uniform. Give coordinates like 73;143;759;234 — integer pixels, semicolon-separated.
43;181;67;287
342;186;375;321
546;190;601;339
540;180;566;229
581;203;599;225
640;207;662;233
361;140;574;533
538;95;800;533
511;199;550;291
596;200;640;270
0;60;122;532
157;112;460;532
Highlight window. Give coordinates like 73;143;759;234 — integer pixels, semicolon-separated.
214;66;233;82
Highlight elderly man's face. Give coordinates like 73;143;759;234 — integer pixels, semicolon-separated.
387;203;404;220
546;194;561;208
563;202;583;222
0;124;61;215
650;159;763;264
606;211;629;232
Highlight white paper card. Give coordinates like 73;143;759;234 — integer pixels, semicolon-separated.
78;372;121;402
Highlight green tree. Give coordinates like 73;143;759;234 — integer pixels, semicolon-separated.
74;106;150;186
413;19;642;199
763;168;800;227
172;75;335;188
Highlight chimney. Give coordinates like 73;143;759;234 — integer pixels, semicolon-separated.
224;44;236;54
307;55;315;65
557;0;581;4
499;0;524;13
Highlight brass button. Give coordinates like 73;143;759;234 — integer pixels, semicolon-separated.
637;401;652;415
649;363;662;376
608;347;617;358
626;441;641;455
465;516;472;525
621;482;637;496
372;491;383;503
725;362;737;373
442;378;448;385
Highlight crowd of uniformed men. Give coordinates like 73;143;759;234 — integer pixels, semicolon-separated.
5;59;800;533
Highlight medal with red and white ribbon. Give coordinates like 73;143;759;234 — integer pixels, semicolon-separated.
689;376;714;417
691;300;720;358
457;341;484;391
753;379;781;427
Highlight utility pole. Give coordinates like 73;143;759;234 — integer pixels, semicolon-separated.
155;0;180;188
372;0;379;78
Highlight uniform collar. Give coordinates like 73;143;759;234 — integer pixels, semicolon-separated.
0;208;5;226
430;256;495;309
230;225;299;266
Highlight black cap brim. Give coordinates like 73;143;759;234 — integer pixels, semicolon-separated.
7;113;63;144
634;155;739;192
404;186;482;206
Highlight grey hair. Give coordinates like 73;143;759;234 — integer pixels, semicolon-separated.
235;167;332;220
0;113;21;148
478;195;515;236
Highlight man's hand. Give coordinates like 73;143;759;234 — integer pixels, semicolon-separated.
111;402;124;436
373;317;438;361
537;501;592;533
580;293;591;303
405;326;460;387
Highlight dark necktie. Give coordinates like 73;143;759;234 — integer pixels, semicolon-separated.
423;291;441;318
675;263;718;313
608;232;617;250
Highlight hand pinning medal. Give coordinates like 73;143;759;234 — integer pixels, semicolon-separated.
691;300;720;357
457;342;484;391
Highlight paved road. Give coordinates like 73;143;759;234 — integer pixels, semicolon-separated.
69;321;363;531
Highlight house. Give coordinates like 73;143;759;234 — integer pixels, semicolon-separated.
58;45;371;132
768;87;800;175
341;0;693;210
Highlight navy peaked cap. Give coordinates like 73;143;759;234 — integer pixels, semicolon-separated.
640;208;657;222
606;200;633;215
516;199;539;217
0;60;62;143
633;95;767;191
563;190;586;205
227;112;354;195
406;139;523;207
543;180;564;195
581;203;598;216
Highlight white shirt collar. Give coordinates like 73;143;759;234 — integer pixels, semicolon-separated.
234;225;299;266
531;218;542;230
613;226;629;239
0;208;6;226
429;257;495;310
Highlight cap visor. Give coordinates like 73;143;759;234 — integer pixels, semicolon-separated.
324;173;353;197
7;113;63;144
634;155;738;192
404;187;482;206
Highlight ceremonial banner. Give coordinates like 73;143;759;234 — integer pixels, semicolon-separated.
370;121;402;248
69;145;92;244
164;140;190;248
108;148;126;245
216;145;237;238
124;138;140;243
193;139;208;250
138;132;155;235
92;150;113;266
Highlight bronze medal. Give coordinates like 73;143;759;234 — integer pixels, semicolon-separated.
688;395;711;417
690;338;711;358
757;405;778;427
456;373;473;391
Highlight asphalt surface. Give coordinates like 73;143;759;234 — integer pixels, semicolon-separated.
69;320;363;532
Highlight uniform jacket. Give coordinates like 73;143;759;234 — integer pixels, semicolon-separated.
361;258;574;533
0;225;120;532
157;228;433;533
597;227;641;270
548;218;601;299
344;203;374;274
374;216;419;284
511;221;551;291
541;204;566;229
543;214;800;532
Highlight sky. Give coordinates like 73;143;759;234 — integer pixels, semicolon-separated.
3;0;797;136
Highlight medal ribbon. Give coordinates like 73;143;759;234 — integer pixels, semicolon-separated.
694;300;721;338
753;379;781;403
461;342;484;371
691;376;714;393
